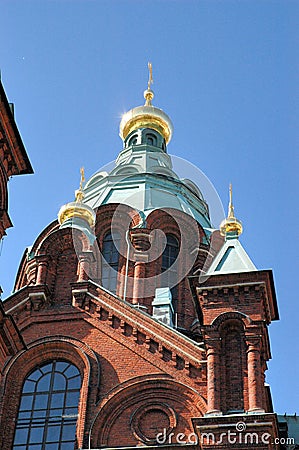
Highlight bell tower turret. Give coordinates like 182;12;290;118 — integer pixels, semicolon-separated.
192;185;279;447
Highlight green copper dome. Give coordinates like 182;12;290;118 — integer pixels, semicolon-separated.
83;125;211;232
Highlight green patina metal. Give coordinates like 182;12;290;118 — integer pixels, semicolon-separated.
83;128;212;237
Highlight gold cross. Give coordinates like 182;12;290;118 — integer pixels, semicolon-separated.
228;183;235;218
75;167;85;202
148;62;153;90
79;167;85;191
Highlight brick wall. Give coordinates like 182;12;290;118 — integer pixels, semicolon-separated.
0;204;280;448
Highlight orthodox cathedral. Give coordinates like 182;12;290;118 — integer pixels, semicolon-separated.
0;67;294;449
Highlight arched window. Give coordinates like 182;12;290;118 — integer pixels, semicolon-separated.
220;322;245;413
162;235;179;272
12;360;81;449
128;134;138;147
146;133;157;146
101;232;121;293
161;235;179;300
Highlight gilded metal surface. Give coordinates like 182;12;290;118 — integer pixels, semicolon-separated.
79;167;85;191
220;217;243;236
75;190;84;202
58;202;95;227
58;167;95;226
144;89;154;106
220;183;243;237
75;167;85;202
119;106;173;144
119;62;173;143
228;183;235;219
147;62;153;90
144;62;154;106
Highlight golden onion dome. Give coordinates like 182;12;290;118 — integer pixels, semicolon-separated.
58;199;96;228
58;168;96;228
119;63;174;144
220;215;243;237
220;184;243;238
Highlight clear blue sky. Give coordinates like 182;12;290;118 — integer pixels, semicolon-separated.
1;0;298;414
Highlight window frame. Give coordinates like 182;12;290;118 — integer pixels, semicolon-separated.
145;132;157;146
12;360;82;450
101;231;121;293
161;234;179;301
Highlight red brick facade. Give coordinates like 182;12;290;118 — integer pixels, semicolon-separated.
0;204;281;448
0;81;33;239
0;82;282;449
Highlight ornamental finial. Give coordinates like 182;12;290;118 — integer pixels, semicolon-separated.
228;183;235;219
147;62;153;90
58;165;96;229
119;63;174;144
144;62;154;106
220;183;243;239
75;167;85;202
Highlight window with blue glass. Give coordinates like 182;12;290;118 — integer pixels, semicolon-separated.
101;232;121;293
12;360;81;450
161;234;179;300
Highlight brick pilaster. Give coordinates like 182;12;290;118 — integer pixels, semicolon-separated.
246;335;264;413
206;338;221;415
36;255;49;285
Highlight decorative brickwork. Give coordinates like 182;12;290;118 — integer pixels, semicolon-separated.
0;81;33;239
0;80;282;449
0;209;281;448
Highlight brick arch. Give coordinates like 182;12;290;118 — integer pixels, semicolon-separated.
13;247;31;290
31;220;60;254
211;311;252;331
37;226;90;256
94;203;141;295
0;337;99;450
14;221;60;290
94;203;140;242
146;207;205;245
15;226;90;291
147;209;182;240
34;227;95;299
95;203;132;258
91;377;206;447
146;207;204;275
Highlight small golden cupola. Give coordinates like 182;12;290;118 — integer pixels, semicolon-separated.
58;168;96;241
220;184;243;239
119;62;174;145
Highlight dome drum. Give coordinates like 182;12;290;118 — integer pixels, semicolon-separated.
124;128;166;152
120;105;173;145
